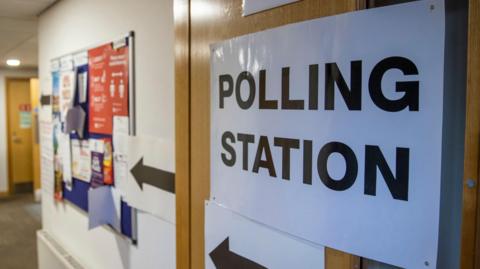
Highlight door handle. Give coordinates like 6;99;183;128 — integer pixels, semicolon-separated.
12;136;22;144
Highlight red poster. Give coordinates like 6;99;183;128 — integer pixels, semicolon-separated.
88;43;129;135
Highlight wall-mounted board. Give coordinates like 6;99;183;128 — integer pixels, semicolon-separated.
46;33;137;240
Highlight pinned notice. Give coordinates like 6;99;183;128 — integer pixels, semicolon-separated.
88;186;121;231
88;43;129;135
205;201;325;269
125;135;175;222
210;1;445;267
64;106;86;137
71;139;91;182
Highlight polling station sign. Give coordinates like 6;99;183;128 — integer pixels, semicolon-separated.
210;1;445;268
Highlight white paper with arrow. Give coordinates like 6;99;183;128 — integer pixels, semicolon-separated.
205;201;325;269
125;135;175;223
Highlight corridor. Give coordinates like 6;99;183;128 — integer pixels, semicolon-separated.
0;195;41;269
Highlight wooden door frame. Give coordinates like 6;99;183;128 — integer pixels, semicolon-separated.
175;0;191;267
5;77;32;195
461;0;480;268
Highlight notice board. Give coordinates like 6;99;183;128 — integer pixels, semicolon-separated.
47;33;136;240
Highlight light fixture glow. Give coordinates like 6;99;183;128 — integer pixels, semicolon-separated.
6;59;20;67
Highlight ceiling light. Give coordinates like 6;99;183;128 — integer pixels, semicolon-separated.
6;59;20;67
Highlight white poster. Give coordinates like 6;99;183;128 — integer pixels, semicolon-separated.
59;133;72;190
40;121;53;159
242;0;300;16
71;139;91;182
210;1;444;268
205;201;325;269
125;135;175;223
41;156;54;196
59;70;76;122
40;121;54;195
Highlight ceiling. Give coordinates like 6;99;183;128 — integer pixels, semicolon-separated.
0;0;57;69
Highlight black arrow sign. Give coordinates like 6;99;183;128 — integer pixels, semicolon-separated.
130;157;175;193
40;95;51;106
209;237;267;269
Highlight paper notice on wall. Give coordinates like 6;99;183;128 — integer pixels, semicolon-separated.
125;135;175;223
113;153;128;196
90;139;105;188
88;186;121;231
88;43;129;135
242;0;299;16
59;71;76;123
71;139;91;182
65;106;86;137
78;69;88;104
74;52;89;104
40;121;53;159
59;133;72;191
52;71;60;115
52;113;63;197
112;116;129;196
111;187;122;228
210;1;445;268
40;121;54;195
73;51;88;67
113;116;129;154
19;111;32;129
205;201;325;269
41;156;54;196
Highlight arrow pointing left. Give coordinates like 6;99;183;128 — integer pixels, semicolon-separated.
209;237;267;269
130;157;175;193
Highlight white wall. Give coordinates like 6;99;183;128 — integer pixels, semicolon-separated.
0;68;38;192
38;0;175;268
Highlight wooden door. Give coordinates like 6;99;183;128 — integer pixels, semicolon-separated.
175;1;364;268
6;78;34;192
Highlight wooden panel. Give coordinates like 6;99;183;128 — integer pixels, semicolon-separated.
461;0;480;268
175;0;191;268
183;1;361;269
30;78;41;192
326;248;361;269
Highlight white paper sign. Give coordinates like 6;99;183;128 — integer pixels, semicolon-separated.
40;121;54;195
40;121;53;159
59;133;72;190
243;0;300;16
113;116;129;154
210;1;445;268
114;153;128;197
205;201;325;269
71;139;91;182
126;135;175;223
59;71;76;122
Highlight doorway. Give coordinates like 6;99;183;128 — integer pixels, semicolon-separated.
6;78;39;195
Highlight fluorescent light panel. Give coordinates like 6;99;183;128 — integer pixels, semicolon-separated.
6;59;21;67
